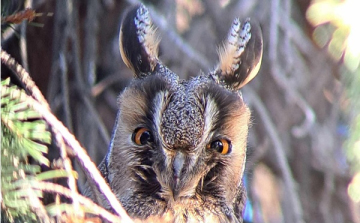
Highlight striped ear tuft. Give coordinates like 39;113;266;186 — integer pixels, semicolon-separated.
119;4;160;78
211;18;263;90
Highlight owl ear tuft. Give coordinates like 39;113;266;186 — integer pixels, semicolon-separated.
211;18;263;90
119;4;160;78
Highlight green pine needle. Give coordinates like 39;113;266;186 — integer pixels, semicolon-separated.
1;78;74;222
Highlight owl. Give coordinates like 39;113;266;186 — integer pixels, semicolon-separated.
84;4;263;223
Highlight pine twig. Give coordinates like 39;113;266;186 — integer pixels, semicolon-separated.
15;91;132;222
2;82;132;222
1;50;124;221
1;49;81;216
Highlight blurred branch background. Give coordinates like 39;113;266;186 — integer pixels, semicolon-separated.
1;0;359;222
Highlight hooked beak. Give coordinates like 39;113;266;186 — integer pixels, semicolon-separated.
172;152;185;200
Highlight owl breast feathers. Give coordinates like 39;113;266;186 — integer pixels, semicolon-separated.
83;4;263;223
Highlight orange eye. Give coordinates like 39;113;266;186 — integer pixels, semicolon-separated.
206;139;232;155
132;128;153;145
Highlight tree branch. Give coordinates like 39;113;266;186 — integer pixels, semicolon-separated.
244;86;304;223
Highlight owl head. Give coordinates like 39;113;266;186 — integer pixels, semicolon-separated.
101;4;263;222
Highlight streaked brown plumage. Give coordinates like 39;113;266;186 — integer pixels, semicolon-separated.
83;4;263;223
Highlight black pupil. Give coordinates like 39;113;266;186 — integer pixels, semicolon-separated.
140;130;152;145
211;140;223;153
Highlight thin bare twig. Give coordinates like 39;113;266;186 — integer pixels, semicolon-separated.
20;22;29;72
47;0;69;109
244;86;304;223
56;132;82;217
49;0;73;133
1;24;21;44
54;52;82;216
278;9;318;61
59;53;73;132
68;0;85;91
282;0;293;75
27;187;51;223
272;63;316;137
91;74;125;97
19;0;32;73
33;181;121;223
83;0;99;87
80;93;111;143
0;49;49;110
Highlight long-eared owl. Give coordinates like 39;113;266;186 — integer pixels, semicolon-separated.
84;4;263;223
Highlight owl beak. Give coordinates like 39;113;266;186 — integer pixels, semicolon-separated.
172;152;185;199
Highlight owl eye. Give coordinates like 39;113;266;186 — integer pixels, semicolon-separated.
132;128;153;145
206;139;232;154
